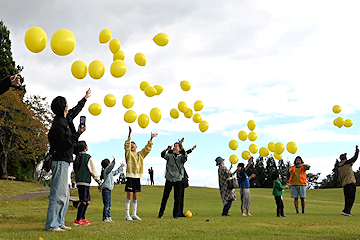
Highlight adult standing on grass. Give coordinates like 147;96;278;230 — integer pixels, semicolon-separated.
288;156;310;214
216;156;236;217
124;126;158;221
234;157;256;216
338;145;359;216
158;139;188;219
44;88;91;231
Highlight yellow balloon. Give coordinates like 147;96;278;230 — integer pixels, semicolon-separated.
113;50;125;61
154;85;163;95
180;80;191;91
335;117;345;128
274;142;285;154
178;101;188;113
249;144;258;154
88;103;102;116
248;132;257;141
134;53;146;66
71;60;87;79
268;142;275;152
138;114;149;128
229;140;238;150
259;147;270;157
124;110;137;123
170;108;179;119
199;120;209;133
104;94;116;107
184;210;192;218
274;153;282;160
193;113;202;123
229;154;239;164
333;105;341;114
110;60;127;78
153;33;169;46
150;108;162;123
242;151;251;160
238;131;247;141
344;119;353;127
99;29;112;44
24;26;47;53
122;94;134;109
144;86;157;97
194;100;204;111
286;142;297;154
333;119;337;127
109;39;121;54
140;81;150;91
247;120;256;131
51;29;76;56
184;108;193;118
88;60;105;79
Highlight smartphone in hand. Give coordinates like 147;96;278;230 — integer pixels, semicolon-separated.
80;116;86;127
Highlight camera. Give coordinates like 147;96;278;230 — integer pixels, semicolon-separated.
80;116;86;127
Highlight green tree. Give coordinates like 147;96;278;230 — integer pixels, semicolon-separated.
264;156;277;188
253;156;265;188
320;159;341;188
277;159;290;185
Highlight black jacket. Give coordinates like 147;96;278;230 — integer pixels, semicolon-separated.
48;97;86;163
0;76;12;95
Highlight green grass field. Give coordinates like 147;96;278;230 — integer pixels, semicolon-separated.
0;180;360;239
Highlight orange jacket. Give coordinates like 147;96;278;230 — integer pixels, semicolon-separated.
289;165;307;184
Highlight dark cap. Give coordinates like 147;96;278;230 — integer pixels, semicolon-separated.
340;153;347;161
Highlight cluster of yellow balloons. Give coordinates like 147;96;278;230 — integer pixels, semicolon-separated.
88;94;117;116
25;27;76;56
332;105;353;128
139;81;163;97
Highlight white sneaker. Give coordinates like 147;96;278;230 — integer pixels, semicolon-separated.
48;227;65;232
108;217;115;222
103;218;112;222
60;225;71;230
242;213;247;216
131;215;142;220
125;215;133;221
247;213;252;216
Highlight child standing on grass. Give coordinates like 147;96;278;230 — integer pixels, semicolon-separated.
73;141;102;226
100;157;125;222
272;171;290;217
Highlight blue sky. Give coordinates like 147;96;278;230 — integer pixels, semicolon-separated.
1;0;360;188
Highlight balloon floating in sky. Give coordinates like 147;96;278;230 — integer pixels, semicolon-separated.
274;153;282;160
334;117;345;128
184;108;193;118
194;100;204;111
170;108;179;119
178;101;188;113
153;33;169;46
229;154;239;164
71;60;87;79
248;132;257;141
124;110;137;123
88;60;105;79
140;81;150;91
109;39;121;54
24;26;47;53
247;120;256;131
88;103;102;116
274;142;285;154
138;114;149;128
242;150;251;160
199;120;209;133
193;113;202;123
104;94;116;107
180;80;191;91
113;50;125;61
110;60;127;78
238;131;247;141
153;85;163;95
122;94;134;109
229;140;238;151
286;142;297;154
333;105;341;114
150;108;162;123
268;142;275;152
249;144;258;154
134;53;146;66
144;85;157;97
51;29;76;56
99;29;112;44
259;147;269;157
344;119;353;127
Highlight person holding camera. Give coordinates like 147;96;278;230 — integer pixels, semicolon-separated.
44;88;91;231
0;74;20;95
338;145;359;216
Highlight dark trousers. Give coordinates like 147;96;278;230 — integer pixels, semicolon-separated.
102;189;112;220
343;183;357;214
159;180;182;217
275;196;284;217
222;199;233;216
179;184;185;215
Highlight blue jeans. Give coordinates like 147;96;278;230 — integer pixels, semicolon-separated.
44;161;70;230
102;188;112;220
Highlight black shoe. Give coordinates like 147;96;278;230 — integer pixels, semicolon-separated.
282;215;287;217
158;213;163;219
221;214;230;217
178;213;186;217
173;216;179;219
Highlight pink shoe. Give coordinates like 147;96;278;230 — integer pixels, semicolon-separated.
73;219;88;226
81;218;91;225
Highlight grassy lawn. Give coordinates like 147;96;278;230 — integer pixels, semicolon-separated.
0;182;359;239
0;180;47;198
